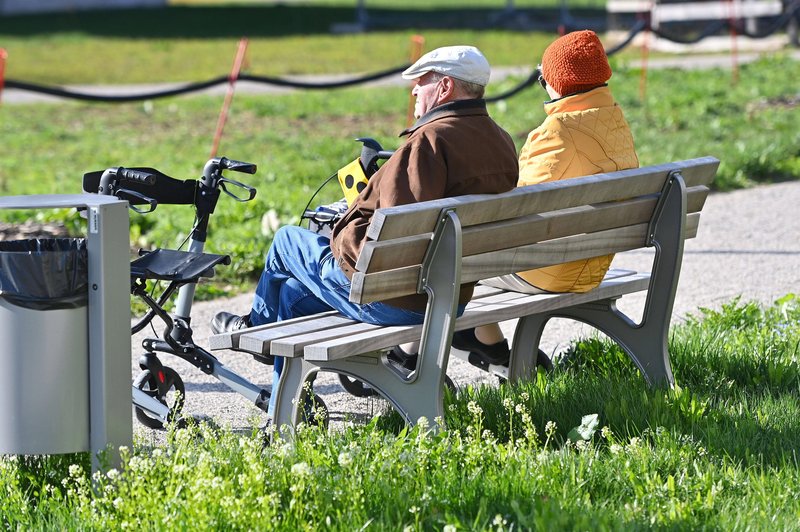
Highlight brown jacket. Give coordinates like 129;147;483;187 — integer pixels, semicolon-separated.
331;98;518;310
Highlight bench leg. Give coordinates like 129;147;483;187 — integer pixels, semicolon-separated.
556;300;674;386
294;354;448;430
510;300;674;387
272;357;318;434
508;314;550;381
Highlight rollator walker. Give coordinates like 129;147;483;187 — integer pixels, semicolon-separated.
84;157;274;428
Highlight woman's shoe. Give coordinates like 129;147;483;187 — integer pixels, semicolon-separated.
452;328;510;367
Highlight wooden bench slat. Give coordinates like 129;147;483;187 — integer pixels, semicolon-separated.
351;214;698;304
367;157;718;241
226;281;512;357
270;322;384;357
238;314;357;355
357;186;709;273
306;272;651;361
208;310;340;350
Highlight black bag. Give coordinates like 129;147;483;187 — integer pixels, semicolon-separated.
0;238;88;310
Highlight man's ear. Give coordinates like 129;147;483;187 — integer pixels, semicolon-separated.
438;76;456;101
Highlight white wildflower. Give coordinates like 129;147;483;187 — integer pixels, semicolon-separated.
291;462;311;477
467;401;483;417
338;452;353;468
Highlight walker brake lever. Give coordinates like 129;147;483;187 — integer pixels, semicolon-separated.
116;188;158;214
219;177;257;202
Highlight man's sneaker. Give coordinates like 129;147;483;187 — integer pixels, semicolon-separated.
211;312;251;335
386;345;418;372
452;328;510;367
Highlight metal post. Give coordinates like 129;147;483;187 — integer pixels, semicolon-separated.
86;199;132;470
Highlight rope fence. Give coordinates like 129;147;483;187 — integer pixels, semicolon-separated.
3;3;799;105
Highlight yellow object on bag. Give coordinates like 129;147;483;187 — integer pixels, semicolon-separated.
337;158;369;206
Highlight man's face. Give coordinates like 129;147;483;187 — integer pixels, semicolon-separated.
411;72;443;119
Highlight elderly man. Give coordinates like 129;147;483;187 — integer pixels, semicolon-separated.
212;45;518;420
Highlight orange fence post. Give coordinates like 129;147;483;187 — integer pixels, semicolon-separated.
210;37;249;159
0;49;7;105
405;35;425;128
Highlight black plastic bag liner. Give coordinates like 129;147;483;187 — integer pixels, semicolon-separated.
0;238;88;310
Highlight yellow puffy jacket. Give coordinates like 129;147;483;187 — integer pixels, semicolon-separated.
516;86;639;293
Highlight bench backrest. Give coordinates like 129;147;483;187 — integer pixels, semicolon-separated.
349;157;719;304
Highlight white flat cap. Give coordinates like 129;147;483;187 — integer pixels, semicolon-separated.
401;45;491;87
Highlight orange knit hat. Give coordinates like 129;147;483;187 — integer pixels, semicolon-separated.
541;30;612;96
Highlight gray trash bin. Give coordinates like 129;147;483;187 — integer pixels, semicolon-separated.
0;238;90;454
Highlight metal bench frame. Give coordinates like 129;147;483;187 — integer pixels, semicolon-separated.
211;157;719;433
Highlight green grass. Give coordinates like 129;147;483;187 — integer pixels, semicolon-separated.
2;294;799;529
2;55;798;295
1;2;612;84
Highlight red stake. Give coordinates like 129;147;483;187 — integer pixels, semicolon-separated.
210;38;249;159
0;49;7;105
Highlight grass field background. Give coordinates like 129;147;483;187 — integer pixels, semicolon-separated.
2;3;800;528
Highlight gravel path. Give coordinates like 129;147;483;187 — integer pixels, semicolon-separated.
133;179;800;441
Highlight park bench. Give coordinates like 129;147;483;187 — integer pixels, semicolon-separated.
210;156;719;431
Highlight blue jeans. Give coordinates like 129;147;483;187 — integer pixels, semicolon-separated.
248;225;427;415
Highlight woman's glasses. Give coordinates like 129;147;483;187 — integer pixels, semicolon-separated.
536;65;547;90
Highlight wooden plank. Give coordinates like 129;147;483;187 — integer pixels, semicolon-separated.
607;0;781;18
461;213;699;284
352;215;699;303
305;273;651;361
233;283;511;357
654;1;782;22
270;322;383;357
366;157;718;241
356;186;709;274
238;315;356;355
349;265;421;304
208;310;339;350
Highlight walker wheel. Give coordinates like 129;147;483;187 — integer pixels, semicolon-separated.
338;374;378;397
133;366;186;430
